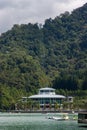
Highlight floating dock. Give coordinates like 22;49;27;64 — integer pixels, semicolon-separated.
78;112;87;126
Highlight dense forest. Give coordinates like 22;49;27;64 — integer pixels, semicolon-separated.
0;3;87;110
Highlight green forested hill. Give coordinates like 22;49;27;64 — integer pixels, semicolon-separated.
0;3;87;109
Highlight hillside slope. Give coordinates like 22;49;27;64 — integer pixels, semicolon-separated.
0;3;87;109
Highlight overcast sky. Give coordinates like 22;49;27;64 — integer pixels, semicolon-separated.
0;0;87;33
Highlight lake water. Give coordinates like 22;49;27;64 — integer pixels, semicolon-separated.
0;112;86;130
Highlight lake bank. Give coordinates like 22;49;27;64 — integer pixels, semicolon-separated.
1;109;87;114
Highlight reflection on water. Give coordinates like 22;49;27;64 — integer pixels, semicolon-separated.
0;113;86;130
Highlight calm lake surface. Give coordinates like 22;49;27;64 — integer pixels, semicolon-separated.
0;112;86;130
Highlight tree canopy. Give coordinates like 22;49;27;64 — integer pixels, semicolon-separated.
0;3;87;109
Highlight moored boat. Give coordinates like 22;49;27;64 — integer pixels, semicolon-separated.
47;114;69;121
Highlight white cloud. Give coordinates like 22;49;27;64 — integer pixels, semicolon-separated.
0;0;87;33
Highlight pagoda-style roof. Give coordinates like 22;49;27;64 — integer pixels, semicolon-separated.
39;87;55;91
29;94;65;99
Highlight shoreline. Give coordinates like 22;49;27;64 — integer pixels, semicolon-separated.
1;109;87;113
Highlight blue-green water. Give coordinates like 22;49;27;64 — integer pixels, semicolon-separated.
0;113;86;130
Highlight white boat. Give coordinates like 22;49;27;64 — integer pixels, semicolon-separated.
48;114;69;121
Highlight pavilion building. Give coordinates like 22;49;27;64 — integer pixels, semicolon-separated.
22;87;66;107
